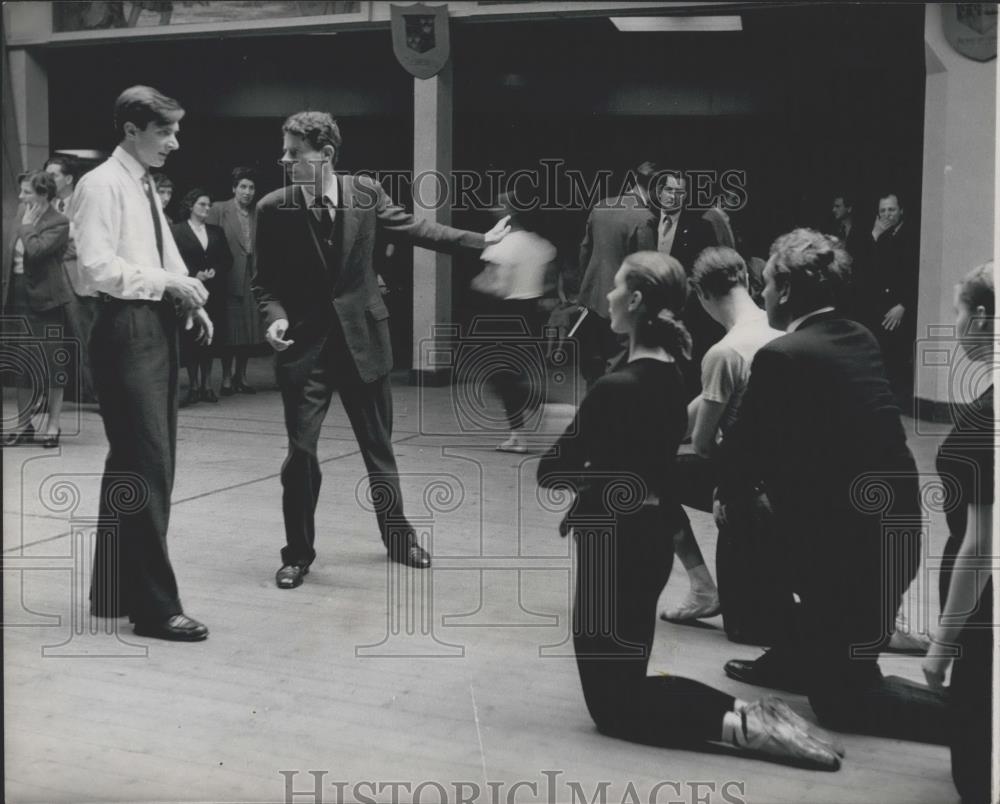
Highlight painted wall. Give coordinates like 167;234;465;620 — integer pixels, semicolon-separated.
915;4;997;409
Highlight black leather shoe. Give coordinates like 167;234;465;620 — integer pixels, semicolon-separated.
276;563;309;588
200;388;219;403
724;658;807;694
219;383;236;397
133;614;208;641
233;381;256;394
386;540;431;569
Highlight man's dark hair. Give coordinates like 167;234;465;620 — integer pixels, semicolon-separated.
768;228;852;314
833;191;854;209
178;187;211;221
282;111;342;164
877;191;904;210
113;85;184;140
44;155;82;184
18;170;58;201
231;166;257;188
151;172;173;190
691;246;748;298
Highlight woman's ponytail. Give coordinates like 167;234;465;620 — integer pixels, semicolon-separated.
642;308;692;361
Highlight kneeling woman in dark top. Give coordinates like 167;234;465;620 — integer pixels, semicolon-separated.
537;251;844;770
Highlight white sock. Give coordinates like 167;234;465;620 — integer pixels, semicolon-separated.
687;563;717;595
720;710;747;745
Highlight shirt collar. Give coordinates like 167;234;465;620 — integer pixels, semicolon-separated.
300;173;338;209
788;306;836;333
112;145;149;182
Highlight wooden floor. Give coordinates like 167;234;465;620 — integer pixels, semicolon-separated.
3;361;959;804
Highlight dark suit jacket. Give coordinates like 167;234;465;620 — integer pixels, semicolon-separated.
667;210;717;274
252;176;485;385
206;198;256;299
861;222;918;332
170;220;232;322
4;205;73;312
718;311;919;592
577;191;657;318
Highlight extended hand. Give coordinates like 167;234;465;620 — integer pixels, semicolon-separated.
196;268;216;281
882;304;905;331
484;215;512;244
187;307;214;345
165;274;209;308
266;319;295;352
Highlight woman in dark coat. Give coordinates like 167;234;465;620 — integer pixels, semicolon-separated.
206;167;263;394
171;189;232;405
3;170;73;446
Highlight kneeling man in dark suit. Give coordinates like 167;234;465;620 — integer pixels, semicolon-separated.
717;228;948;742
253;111;508;588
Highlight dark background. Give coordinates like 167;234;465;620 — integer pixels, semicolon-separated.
44;3;926;367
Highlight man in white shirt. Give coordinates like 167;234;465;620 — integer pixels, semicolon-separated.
661;247;785;637
72;85;212;642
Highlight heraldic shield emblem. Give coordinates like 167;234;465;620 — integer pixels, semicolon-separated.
391;3;451;79
942;3;997;62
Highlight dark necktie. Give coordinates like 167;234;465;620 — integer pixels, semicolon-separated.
141;173;164;266
319;195;336;245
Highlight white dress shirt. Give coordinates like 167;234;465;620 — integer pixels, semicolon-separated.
300;174;338;223
70;145;187;299
658;212;678;255
787;306;836;333
187;219;209;250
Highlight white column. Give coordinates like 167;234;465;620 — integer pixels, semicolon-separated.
914;5;997;418
7;48;49;171
410;60;454;384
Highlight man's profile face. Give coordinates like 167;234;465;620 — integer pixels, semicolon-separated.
878;195;902;229
832;197;851;221
761;258;788;330
656;175;686;214
127;120;180;169
281;132;330;187
157;186;173;206
45;164;73;197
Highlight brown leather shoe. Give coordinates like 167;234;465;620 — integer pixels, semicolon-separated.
133;614;208;642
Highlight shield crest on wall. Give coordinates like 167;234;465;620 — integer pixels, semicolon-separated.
942;3;997;62
391;3;450;79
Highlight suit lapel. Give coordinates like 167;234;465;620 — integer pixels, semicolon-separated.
338;174;359;271
224;201;247;255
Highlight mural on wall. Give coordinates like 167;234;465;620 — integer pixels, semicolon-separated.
53;1;362;31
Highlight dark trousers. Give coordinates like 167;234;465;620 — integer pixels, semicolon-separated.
89;300;182;622
278;333;409;567
763;496;949;742
573;506;734;746
477;298;547;431
63;293;99;400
